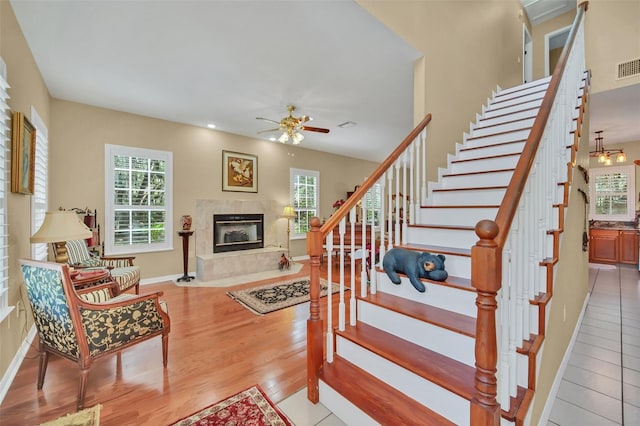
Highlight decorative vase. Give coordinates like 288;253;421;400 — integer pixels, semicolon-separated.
180;215;192;231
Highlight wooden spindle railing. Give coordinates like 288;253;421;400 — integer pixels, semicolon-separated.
306;113;431;403
471;2;588;423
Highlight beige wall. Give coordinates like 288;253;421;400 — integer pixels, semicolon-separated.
0;1;51;391
586;0;640;94
358;0;524;182
49;99;378;280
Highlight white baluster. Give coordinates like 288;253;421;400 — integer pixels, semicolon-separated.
338;217;346;332
395;161;401;246
361;200;368;298
387;169;394;251
349;208;357;327
326;231;334;363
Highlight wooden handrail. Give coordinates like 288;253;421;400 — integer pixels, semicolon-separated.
470;3;588;424
319;113;432;236
493;2;588;247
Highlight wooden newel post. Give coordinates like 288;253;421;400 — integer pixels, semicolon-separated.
471;219;501;425
307;217;323;403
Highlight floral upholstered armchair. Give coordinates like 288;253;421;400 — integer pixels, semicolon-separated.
62;239;141;294
19;259;170;410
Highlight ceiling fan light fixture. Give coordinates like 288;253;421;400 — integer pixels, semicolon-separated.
278;132;290;143
292;131;304;144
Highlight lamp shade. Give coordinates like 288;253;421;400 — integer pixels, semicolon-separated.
281;206;296;219
30;211;92;243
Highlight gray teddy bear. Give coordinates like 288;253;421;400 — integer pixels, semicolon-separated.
382;248;448;292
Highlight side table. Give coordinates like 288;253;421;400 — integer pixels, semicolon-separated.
177;231;195;282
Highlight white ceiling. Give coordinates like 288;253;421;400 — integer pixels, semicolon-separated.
9;0;640;162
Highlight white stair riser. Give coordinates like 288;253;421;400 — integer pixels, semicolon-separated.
418;207;498;227
494;77;550;98
457;142;525;161
483;99;543;119
336;337;470;425
489;91;546;110
477;109;538;129
357;300;476;366
407;227;477;249
376;273;477;317
440;170;513;188
471;118;535;138
382;254;469;280
493;86;548;105
318;381;379;426
465;129;530;148
431;188;506;205
449;156;520;174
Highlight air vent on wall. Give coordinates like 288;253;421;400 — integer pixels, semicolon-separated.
617;58;640;80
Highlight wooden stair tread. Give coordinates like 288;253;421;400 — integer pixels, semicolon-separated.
320;355;456;426
451;152;520;163
361;292;476;337
433;185;507;192
337;322;475;400
410;223;475;231
459;139;526;152
473;113;537;131
465;126;532;142
420;204;500;209
442;168;515;177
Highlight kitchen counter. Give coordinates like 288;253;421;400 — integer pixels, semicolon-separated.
589;221;638;230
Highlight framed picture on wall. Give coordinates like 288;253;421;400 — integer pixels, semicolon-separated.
222;150;258;193
11;112;36;195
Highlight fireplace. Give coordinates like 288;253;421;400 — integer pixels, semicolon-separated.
213;214;264;253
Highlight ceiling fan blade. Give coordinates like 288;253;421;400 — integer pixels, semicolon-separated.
302;126;330;134
257;127;280;134
256;117;281;125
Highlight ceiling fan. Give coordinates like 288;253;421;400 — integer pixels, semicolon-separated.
256;105;329;144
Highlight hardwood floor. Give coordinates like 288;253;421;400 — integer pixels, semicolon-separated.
0;260;357;425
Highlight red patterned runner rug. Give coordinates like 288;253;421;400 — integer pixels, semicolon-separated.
169;385;293;425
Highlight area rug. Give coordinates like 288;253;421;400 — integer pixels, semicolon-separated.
39;404;101;426
169;385;292;425
227;277;342;315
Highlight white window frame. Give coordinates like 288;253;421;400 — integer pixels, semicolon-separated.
589;165;635;221
0;58;12;323
104;144;173;255
30;106;48;261
290;168;319;239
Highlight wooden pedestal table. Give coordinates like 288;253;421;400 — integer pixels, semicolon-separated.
177;230;195;282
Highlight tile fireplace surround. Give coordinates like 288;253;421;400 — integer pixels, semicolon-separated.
195;199;285;281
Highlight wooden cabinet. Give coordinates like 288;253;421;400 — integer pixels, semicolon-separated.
619;230;639;264
589;228;638;265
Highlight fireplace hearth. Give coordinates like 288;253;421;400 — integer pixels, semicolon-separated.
213;214;264;253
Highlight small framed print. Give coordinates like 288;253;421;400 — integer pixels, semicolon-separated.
222;150;257;193
11;112;36;195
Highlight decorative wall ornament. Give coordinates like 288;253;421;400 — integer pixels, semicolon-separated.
11;112;36;194
222;150;257;193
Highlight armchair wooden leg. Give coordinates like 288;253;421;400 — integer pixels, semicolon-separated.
37;350;49;390
162;333;169;367
77;367;90;410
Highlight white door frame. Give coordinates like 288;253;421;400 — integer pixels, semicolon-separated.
523;24;533;83
544;25;571;76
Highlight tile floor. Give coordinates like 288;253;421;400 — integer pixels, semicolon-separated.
276;263;640;425
547;263;640;425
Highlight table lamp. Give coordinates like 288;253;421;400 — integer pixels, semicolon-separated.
31;210;93;262
281;206;296;261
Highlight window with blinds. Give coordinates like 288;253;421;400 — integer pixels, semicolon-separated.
30;107;48;261
363;184;382;226
290;168;319;238
590;165;636;221
104;145;173;255
0;58;11;322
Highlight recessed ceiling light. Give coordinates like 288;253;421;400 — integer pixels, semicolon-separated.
207;123;216;129
337;121;357;128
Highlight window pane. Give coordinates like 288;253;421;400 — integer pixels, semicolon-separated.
106;145;172;254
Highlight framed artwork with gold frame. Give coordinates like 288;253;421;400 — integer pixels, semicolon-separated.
11;112;36;195
222;150;258;193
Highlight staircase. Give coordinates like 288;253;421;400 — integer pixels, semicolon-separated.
305;4;588;425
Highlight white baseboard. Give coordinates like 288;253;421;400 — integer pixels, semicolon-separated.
0;324;36;405
537;292;590;424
